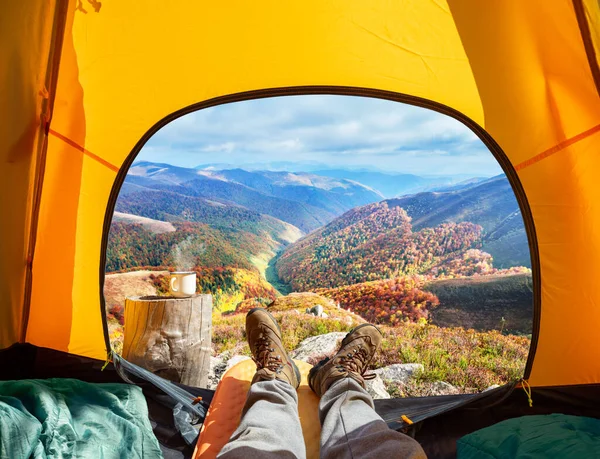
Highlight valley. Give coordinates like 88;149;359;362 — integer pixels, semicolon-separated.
104;161;534;395
108;162;532;321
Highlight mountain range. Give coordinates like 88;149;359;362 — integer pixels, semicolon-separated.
115;163;529;273
108;161;531;317
276;174;530;291
197;162;489;198
312;169;487;198
124;162;382;232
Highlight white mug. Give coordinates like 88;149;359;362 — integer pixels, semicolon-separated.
169;271;197;298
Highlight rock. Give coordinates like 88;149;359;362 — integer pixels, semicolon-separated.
321;312;328;319
207;354;228;390
429;381;459;396
225;354;251;371
311;305;324;317
290;332;347;362
365;375;391;399
306;304;325;317
373;363;424;384
206;353;252;390
483;384;501;392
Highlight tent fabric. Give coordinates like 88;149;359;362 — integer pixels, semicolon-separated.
1;0;600;389
0;0;57;350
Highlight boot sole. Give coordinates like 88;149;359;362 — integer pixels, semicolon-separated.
247;308;302;387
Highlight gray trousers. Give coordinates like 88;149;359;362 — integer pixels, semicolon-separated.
218;378;427;459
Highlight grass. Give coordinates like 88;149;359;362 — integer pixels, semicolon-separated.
108;282;530;396
373;323;529;392
212;309;360;357
213;303;530;395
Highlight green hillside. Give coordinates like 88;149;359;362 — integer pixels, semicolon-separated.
389;175;530;267
107;221;265;272
424;273;534;334
276;200;490;291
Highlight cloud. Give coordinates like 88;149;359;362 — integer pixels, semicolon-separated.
139;95;502;176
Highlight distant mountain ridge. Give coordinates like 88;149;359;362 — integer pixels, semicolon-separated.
195;162;489;198
126;161;383;231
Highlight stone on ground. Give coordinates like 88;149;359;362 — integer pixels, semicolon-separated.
206;353;252;389
373;363;424;384
429;381;459;396
290;332;347;362
365;374;391;399
226;354;252;371
207;354;228;390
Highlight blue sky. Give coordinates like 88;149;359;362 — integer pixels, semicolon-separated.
138;95;502;177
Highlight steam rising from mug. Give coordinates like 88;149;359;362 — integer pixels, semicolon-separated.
171;236;206;271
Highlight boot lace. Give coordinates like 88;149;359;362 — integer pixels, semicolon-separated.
337;346;376;380
252;334;284;373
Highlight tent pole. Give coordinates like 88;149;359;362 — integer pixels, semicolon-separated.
20;0;70;343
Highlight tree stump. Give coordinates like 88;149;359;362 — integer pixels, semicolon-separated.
122;295;212;388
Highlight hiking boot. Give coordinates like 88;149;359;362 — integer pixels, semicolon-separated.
308;324;382;397
246;308;301;388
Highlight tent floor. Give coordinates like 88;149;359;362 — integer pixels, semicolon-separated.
1;343;599;458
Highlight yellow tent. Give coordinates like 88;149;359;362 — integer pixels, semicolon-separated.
2;0;600;455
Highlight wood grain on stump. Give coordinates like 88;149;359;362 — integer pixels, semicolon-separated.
122;295;212;387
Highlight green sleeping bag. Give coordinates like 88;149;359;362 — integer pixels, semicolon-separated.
0;378;163;459
457;413;600;459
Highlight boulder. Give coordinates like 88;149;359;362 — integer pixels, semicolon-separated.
207;354;228;390
373;363;424;384
290;332;347;362
226;354;252;371
365;375;391;399
305;304;325;317
206;353;253;389
342;315;354;326
429;381;459;396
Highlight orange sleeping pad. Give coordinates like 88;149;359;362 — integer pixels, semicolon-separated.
194;359;321;458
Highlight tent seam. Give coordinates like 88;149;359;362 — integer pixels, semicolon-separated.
48;128;119;172
515;122;600;171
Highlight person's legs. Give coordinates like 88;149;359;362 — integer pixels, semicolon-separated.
217;308;306;459
218;379;305;459
318;378;425;459
309;324;426;459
